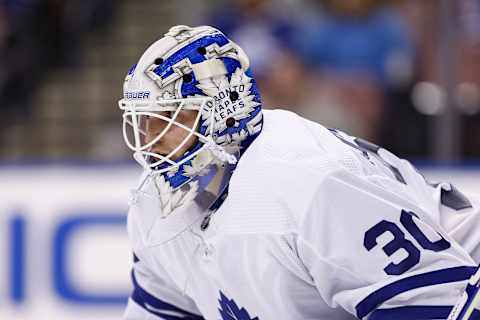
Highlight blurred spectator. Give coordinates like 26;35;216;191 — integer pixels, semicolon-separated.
297;0;414;88
298;0;414;86
207;0;296;77
0;0;114;127
0;4;8;91
457;0;480;158
292;0;416;142
398;0;480;158
258;50;308;108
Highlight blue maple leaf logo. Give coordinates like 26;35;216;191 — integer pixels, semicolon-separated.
218;291;259;320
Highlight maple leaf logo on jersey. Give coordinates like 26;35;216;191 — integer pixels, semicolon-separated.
218;291;259;320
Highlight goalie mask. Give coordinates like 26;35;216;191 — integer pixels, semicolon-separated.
119;25;263;215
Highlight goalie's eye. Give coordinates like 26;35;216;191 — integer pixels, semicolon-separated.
146;111;175;120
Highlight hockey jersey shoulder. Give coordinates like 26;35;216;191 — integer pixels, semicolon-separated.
241;109;357;165
292;165;477;319
213;109;356;234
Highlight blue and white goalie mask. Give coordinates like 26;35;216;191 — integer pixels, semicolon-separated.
119;26;263;213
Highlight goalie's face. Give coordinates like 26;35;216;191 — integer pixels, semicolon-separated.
120;96;216;172
145;109;199;160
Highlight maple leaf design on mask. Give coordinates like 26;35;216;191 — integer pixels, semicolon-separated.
153;174;198;216
196;68;260;139
182;149;216;177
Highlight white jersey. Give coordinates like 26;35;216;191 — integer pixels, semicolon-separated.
124;109;480;320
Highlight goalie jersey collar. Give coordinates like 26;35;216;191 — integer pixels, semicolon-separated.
129;174;231;246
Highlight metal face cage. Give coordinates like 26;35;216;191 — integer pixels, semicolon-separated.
119;96;215;173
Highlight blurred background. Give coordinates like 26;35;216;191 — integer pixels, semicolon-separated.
1;0;479;319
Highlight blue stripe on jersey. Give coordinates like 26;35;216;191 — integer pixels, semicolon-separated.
455;277;480;320
131;271;204;320
369;306;453;320
371;307;480;320
355;266;477;319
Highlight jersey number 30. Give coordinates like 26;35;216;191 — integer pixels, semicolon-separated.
364;210;451;275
